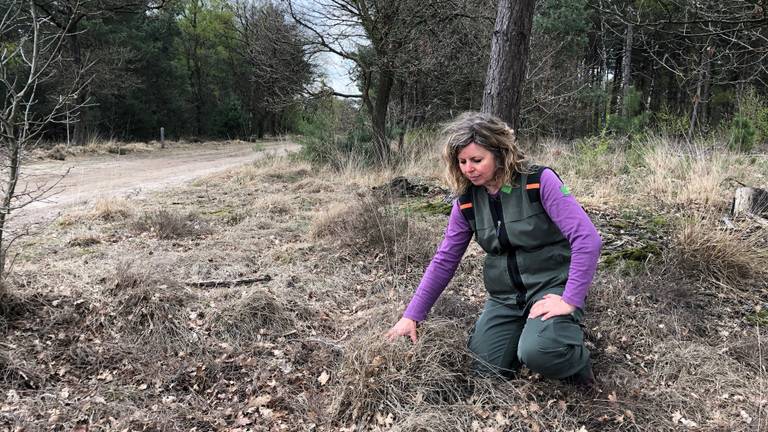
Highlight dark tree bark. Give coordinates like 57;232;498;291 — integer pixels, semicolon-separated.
688;44;714;139
619;22;633;116
482;0;536;130
69;22;88;145
610;52;622;114
372;69;395;162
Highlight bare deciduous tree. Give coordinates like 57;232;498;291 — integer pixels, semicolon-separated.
287;0;470;163
0;0;88;276
232;0;312;135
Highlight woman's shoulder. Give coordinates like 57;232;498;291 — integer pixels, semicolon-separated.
529;165;564;184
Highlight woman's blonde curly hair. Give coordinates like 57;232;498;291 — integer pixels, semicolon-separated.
441;111;530;195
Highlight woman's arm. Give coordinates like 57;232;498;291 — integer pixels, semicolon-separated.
386;200;473;341
535;169;602;311
402;200;473;321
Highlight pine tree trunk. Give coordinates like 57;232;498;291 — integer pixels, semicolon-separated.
688;45;713;140
69;25;87;145
610;53;622;115
619;23;634;116
481;0;536;130
372;69;394;163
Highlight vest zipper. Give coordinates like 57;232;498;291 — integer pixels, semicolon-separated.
490;194;526;301
508;251;526;305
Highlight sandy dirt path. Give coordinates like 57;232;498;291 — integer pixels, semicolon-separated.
12;140;298;225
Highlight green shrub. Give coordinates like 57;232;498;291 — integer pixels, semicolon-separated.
608;87;649;136
571;133;611;176
653;104;689;137
214;96;247;138
729;115;757;152
297;96;376;167
736;87;768;146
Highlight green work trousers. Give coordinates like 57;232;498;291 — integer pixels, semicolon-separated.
468;287;590;379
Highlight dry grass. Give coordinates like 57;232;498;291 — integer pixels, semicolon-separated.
219;154;314;187
330;311;618;430
131;209;211;239
0;348;40;389
85;138;155;155
106;261;198;350
65;231;102;247
310;192;441;271
638;138;757;209
46;144;69;160
92;197;133;221
56;198;134;227
528;138;629;209
211;288;298;343
4;138;768;431
329;317;474;424
260;194;295;216
671;215;768;287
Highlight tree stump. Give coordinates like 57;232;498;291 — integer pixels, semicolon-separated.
732;187;768;216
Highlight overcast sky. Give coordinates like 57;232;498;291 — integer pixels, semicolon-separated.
292;0;360;96
320;52;357;95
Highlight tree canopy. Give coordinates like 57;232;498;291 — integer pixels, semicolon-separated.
3;0;768;147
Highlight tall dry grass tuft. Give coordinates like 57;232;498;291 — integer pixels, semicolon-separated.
330;318;473;424
314;129;442;190
329;315;588;430
527;137;628;208
310;193;441;272
0;348;40;388
393;128;443;180
131;209;211;239
210;288;301;343
639;138;751;209
84;136;154;155
91;198;133;221
106;261;197;350
223;154;314;187
671;216;768;287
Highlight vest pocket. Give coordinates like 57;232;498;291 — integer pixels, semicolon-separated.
518;245;571;292
483;254;513;294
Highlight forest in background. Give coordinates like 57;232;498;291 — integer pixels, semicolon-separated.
4;0;768;151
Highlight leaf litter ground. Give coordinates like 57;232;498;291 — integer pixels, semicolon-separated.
1;153;766;431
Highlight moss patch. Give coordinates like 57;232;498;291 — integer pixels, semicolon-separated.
410;199;452;216
746;308;768;326
603;243;662;267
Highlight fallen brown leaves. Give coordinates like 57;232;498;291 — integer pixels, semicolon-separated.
1;152;766;431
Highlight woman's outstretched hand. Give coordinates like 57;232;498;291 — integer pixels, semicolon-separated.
529;294;576;321
385;317;418;343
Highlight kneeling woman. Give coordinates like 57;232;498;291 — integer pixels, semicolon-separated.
385;112;601;384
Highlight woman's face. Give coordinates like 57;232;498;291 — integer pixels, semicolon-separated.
457;143;498;190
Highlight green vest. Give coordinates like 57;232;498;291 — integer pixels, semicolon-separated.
458;167;571;304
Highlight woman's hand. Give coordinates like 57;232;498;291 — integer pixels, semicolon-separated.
385;317;418;343
529;294;576;321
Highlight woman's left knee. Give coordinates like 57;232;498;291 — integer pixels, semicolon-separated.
517;317;586;378
517;339;571;376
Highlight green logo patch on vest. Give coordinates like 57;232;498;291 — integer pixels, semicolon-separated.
560;185;571;196
500;184;512;194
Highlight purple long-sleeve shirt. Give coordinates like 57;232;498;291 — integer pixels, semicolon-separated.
403;169;602;322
